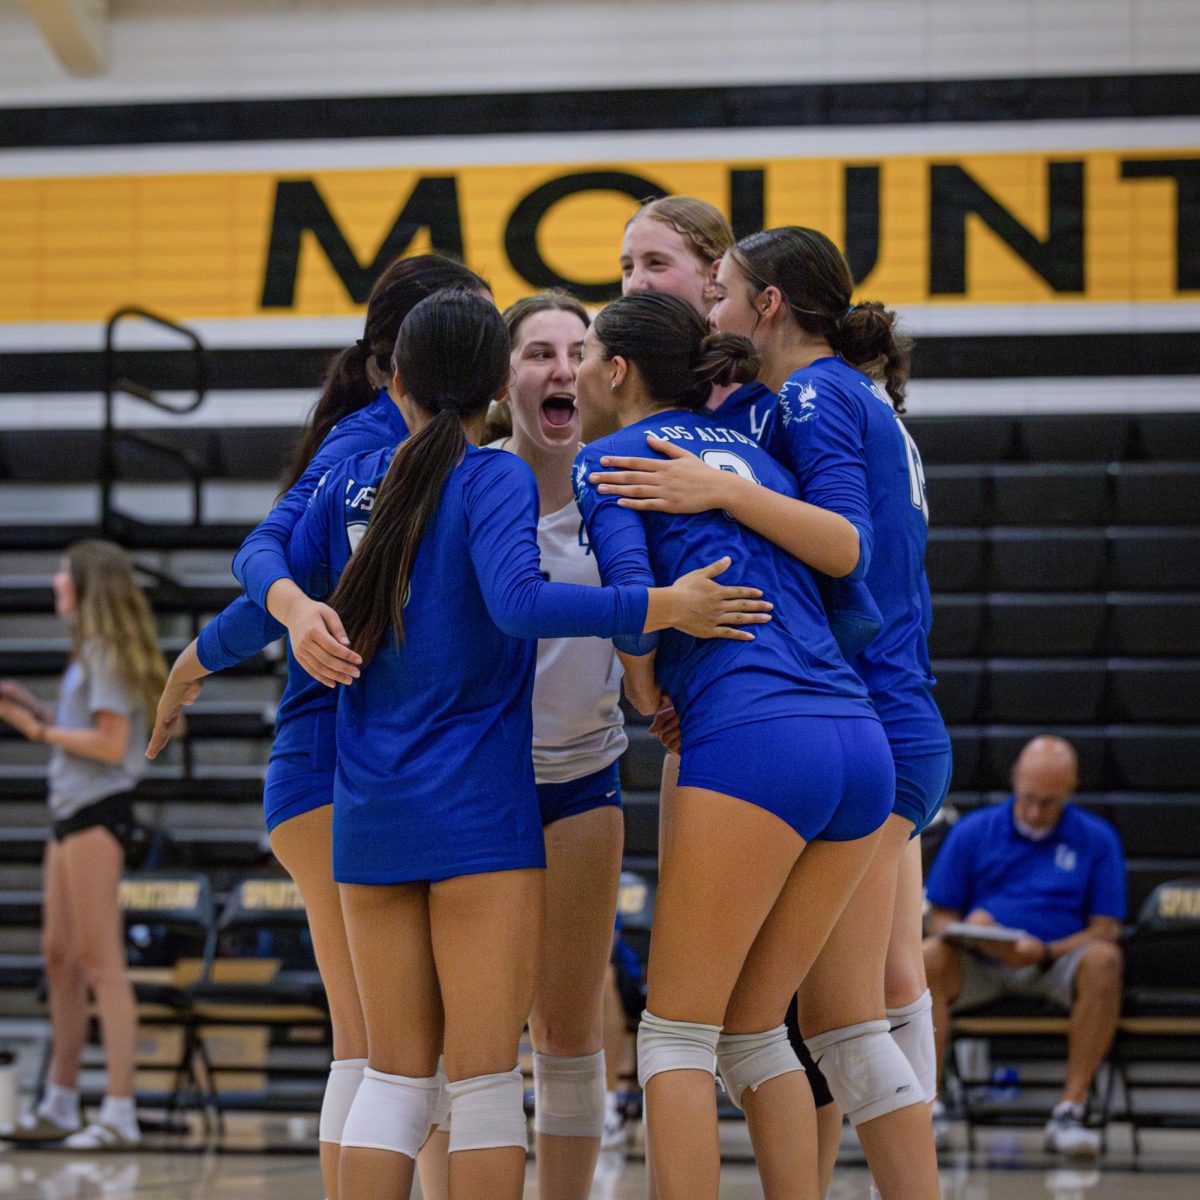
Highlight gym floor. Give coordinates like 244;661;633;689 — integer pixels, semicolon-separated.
2;1125;1199;1199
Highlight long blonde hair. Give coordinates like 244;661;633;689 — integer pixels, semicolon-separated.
65;540;166;712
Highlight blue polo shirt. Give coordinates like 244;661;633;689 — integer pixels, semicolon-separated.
926;798;1126;943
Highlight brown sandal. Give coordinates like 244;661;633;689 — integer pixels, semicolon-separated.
0;1112;81;1144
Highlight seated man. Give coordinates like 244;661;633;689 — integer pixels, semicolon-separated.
923;735;1125;1156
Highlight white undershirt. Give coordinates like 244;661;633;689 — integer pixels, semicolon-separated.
487;441;627;783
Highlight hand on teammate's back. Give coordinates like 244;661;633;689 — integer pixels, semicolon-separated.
661;556;772;641
285;598;362;688
591;434;732;514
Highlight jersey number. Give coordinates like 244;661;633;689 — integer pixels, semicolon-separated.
897;420;929;522
701;450;758;521
700;449;758;484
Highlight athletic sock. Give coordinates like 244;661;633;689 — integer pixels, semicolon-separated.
38;1083;80;1129
98;1095;139;1141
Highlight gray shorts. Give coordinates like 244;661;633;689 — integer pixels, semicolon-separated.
952;945;1088;1013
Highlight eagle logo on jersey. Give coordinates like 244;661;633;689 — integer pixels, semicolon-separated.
573;459;591;498
779;379;817;427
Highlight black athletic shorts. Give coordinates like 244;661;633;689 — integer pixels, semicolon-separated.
786;994;835;1109
52;791;136;846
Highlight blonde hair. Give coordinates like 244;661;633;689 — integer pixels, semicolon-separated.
65;540;166;712
626;196;735;267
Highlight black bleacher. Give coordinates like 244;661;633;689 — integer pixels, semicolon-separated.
621;412;1200;903
2;404;1199;1123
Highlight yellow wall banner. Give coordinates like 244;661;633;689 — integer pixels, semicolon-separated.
1;149;1196;323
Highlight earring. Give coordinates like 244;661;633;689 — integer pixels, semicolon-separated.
610;379;617;391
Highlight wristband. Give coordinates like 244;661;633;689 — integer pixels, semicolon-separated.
1040;943;1055;968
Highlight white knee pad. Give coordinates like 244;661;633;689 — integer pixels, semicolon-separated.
716;1026;805;1110
432;1056;451;1134
532;1050;606;1138
318;1057;368;1144
636;1010;720;1089
887;990;937;1104
340;1067;442;1158
805;1020;922;1127
446;1069;527;1153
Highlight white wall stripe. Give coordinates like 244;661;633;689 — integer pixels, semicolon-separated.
1;118;1197;179
4;303;1200;353
1;377;1198;430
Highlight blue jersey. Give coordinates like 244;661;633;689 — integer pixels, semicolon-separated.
233;388;408;608
289;444;648;885
708;381;776;442
574;409;874;745
197;388;406;828
764;358;936;719
926;799;1126;943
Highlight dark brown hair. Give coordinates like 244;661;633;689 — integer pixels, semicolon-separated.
328;290;510;662
592;292;758;411
729;227;913;411
484;290;591;442
280;254;489;490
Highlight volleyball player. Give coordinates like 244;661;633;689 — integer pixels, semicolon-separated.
147;255;486;1200
589;229;949;1199
573;291;894;1200
621;196;774;439
417;291;631;1200
621;196;853;1180
272;289;771;1200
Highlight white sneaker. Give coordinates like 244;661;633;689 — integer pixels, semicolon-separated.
931;1098;954;1151
600;1092;626;1151
61;1121;141;1151
1044;1103;1101;1158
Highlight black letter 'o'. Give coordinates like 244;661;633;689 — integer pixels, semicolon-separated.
505;171;667;302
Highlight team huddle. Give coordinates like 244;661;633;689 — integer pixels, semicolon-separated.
144;197;950;1200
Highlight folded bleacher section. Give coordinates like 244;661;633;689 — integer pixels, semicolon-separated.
2;407;1199;1134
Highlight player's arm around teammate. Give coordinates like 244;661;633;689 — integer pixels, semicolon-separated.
147;254;490;1200
615;199;852;1188
574;292;894;1200
417;292;631;1200
593;230;946;1199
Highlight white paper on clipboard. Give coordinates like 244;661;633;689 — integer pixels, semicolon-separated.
941;922;1025;944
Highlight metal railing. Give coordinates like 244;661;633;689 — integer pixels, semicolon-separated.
101;307;208;538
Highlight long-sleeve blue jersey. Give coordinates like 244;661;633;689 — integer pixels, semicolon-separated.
763;358;936;717
232;388;408;608
708;381;776;442
196;388;407;827
289;443;649;884
574;409;873;745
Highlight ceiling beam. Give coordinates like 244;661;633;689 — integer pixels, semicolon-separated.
20;0;109;76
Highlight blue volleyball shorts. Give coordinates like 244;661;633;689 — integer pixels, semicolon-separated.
677;714;894;842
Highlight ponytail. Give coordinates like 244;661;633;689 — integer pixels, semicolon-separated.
328;408;464;661
327;289;510;663
483;397;514;444
685;331;759;407
282;342;375;491
279;254;490;492
593;291;758;410
836;301;913;412
731;227;913;411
